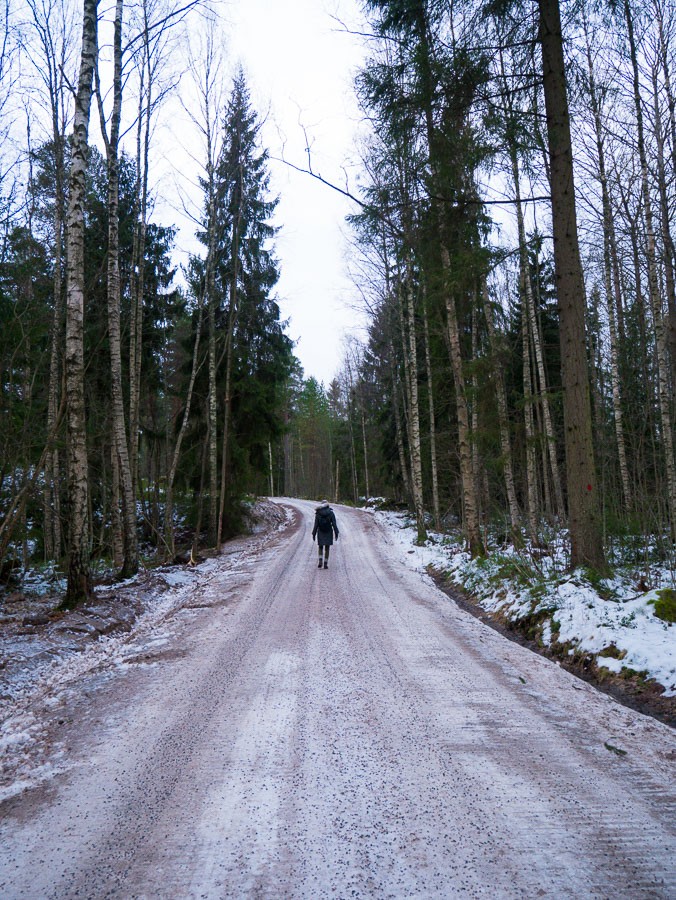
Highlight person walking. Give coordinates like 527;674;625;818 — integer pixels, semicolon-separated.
312;500;339;569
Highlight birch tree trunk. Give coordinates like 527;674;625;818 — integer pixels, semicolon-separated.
538;0;605;570
403;274;426;542
129;9;152;500
45;148;65;563
110;438;123;567
29;0;71;562
163;297;205;558
63;0;99;605
383;228;412;505
216;208;241;548
361;404;370;502
96;0;138;577
394;256;425;538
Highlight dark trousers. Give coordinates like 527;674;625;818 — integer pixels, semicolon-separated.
318;544;330;560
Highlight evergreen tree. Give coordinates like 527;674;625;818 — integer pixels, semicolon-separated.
186;69;294;541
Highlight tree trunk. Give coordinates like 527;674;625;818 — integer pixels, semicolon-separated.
509;147;565;518
422;294;441;531
207;191;219;545
582;14;632;512
129;45;150;501
441;246;483;556
410;4;481;552
390;344;412;504
538;0;605;570
522;288;539;542
471;302;482;523
268;442;274;496
399;271;426;543
216;208;242;549
110;438;123;568
481;278;521;542
163;295;205;559
654;0;676;373
652;62;676;392
99;0;138;577
624;0;676;537
360;404;370;502
45;155;65;562
191;425;210;562
64;0;99;605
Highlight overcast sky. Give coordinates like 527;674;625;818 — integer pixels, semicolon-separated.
163;0;370;386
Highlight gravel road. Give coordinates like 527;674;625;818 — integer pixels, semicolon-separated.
1;499;675;899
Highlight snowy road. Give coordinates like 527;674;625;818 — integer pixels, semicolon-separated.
1;499;675;898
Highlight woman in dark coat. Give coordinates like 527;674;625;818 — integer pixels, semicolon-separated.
312;500;339;568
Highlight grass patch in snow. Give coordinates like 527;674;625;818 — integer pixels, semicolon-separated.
651;589;676;624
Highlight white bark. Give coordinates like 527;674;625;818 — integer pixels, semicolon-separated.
64;0;99;604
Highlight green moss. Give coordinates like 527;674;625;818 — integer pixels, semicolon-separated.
653;588;676;624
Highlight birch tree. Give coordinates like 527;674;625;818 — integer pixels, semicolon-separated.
63;0;98;605
95;0;138;577
25;0;76;561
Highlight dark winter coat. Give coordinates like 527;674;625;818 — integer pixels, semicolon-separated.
312;505;339;546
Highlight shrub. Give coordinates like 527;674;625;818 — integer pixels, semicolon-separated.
653;588;676;624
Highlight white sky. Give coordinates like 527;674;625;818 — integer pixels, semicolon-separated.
161;0;370;386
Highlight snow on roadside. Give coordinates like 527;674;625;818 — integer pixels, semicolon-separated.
373;509;676;697
0;557;226;802
0;500;294;800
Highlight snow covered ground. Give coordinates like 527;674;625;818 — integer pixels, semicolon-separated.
373;508;676;698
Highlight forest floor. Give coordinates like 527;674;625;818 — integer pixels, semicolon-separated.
0;498;674;897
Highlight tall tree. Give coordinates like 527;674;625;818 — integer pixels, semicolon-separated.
537;0;605;569
212;71;280;544
26;0;76;562
96;0;138;577
63;0;99;605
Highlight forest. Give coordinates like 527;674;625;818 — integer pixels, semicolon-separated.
1;0;675;605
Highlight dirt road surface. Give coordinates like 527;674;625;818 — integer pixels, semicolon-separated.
1;500;674;898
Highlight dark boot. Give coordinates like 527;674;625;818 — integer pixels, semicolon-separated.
323;560;328;569
318;557;323;568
